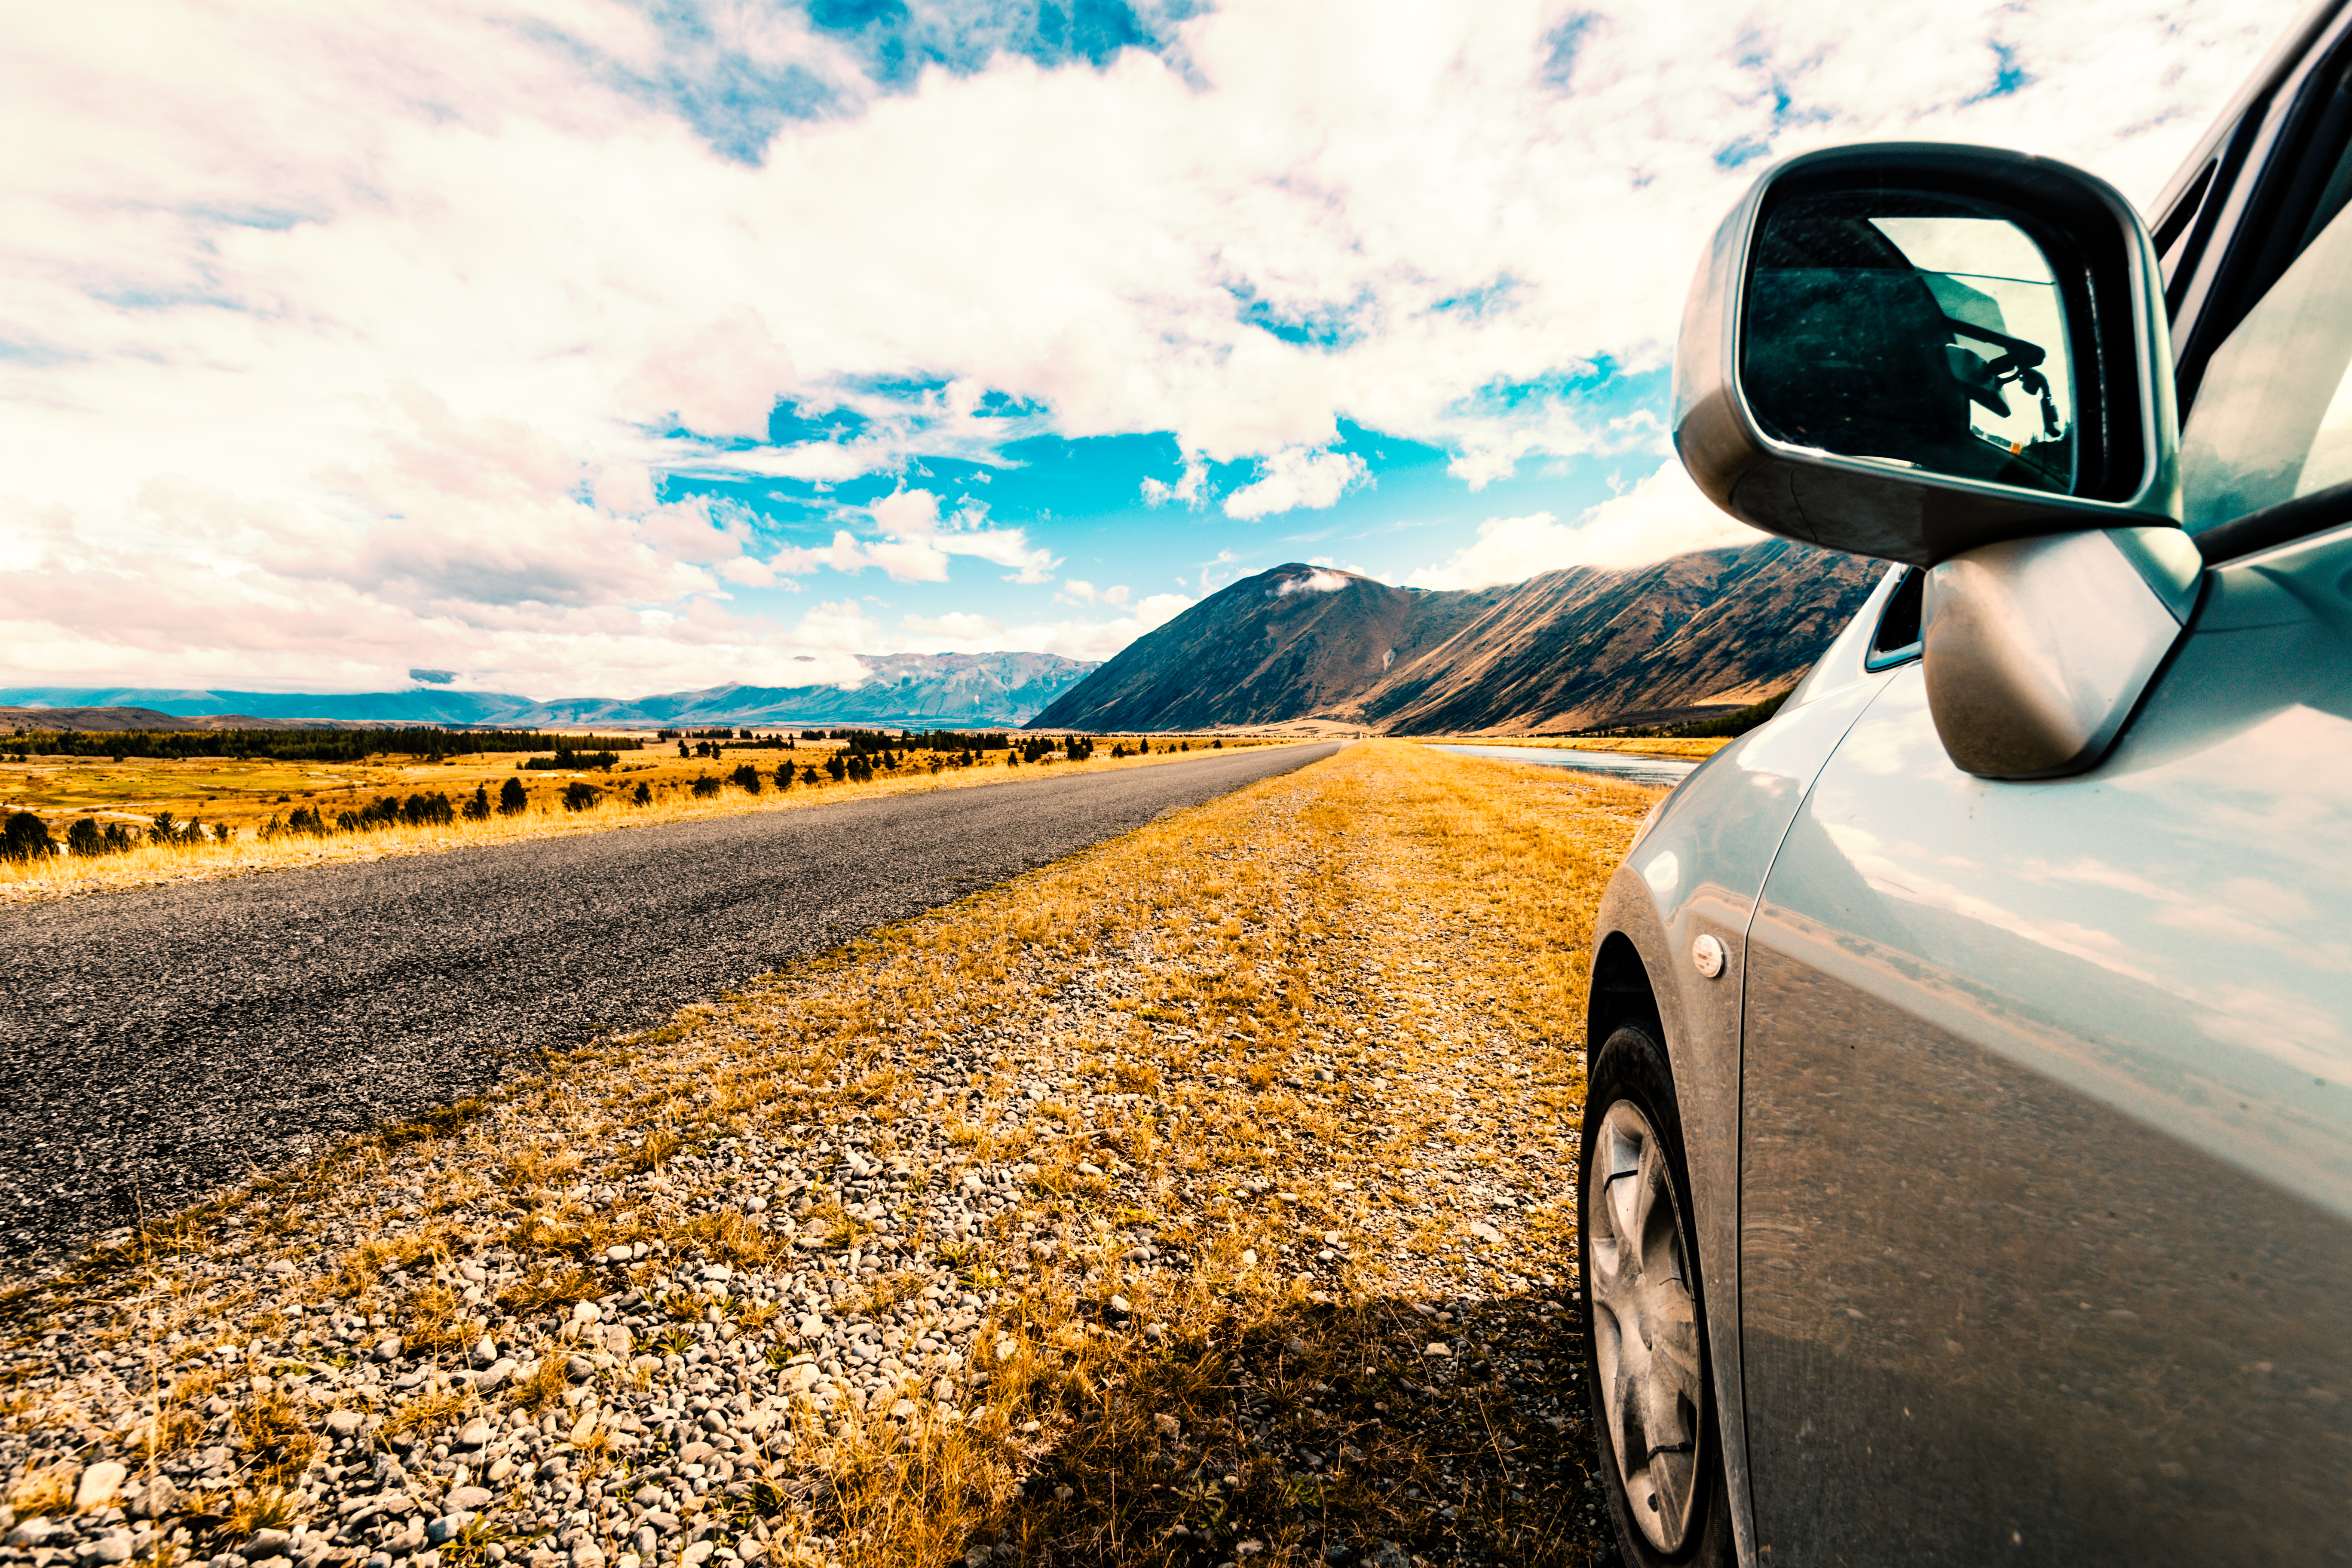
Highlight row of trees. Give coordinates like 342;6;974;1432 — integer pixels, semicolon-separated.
3;809;236;862
1568;690;1794;741
0;729;1235;864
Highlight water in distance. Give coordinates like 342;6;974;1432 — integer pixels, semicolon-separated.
1429;743;1700;788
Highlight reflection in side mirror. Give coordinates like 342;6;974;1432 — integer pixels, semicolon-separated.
1744;195;2076;495
1672;143;2179;568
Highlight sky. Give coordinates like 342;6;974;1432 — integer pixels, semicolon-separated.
0;0;2309;698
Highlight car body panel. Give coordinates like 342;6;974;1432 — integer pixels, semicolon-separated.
1589;582;1901;1562
1736;523;2352;1563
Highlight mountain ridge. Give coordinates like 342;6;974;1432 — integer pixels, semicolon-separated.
1030;541;1881;733
0;651;1098;731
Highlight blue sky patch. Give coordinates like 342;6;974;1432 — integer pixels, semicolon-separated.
1226;282;1368;350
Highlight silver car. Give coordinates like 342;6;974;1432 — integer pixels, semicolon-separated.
1579;4;2352;1563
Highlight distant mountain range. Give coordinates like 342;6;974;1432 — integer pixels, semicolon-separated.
0;652;1098;732
1030;541;1882;733
7;545;1880;740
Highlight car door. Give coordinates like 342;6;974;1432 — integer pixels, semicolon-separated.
1735;21;2352;1566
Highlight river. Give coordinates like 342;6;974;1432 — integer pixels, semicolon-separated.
1427;742;1701;788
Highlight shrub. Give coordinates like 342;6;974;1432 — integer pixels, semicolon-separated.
147;810;179;846
463;784;490;821
730;763;761;794
823;753;847;782
402;791;454;826
561;781;598;812
691;774;720;798
772;763;793;790
65;817;102;857
1;812;54;862
800;765;821;785
631;781;652;805
499;777;528;815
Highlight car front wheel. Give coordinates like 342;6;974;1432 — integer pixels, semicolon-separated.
1581;1020;1733;1567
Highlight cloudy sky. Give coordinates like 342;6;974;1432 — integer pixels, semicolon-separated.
0;0;2304;698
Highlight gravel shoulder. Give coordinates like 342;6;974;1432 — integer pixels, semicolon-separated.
0;741;1656;1568
0;744;1336;1274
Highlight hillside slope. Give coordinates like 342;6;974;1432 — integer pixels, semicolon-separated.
1030;542;1881;733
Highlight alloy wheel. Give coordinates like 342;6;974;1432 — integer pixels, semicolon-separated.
1589;1098;1706;1554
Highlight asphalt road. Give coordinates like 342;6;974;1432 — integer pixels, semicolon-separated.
0;742;1339;1271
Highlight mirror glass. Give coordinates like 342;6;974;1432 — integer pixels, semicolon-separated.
1743;193;2077;494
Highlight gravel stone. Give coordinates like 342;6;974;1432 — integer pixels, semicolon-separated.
74;1459;126;1510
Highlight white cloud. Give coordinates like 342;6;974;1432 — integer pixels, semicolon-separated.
1010;593;1197;661
902;610;1006;640
1197;549;1245;594
0;0;2299;689
837;487;1061;584
1276;568;1354;595
894;592;1195;661
1055;580;1133;608
628;304;797;441
1141;454;1210;507
1403;462;1767;589
1224;447;1372;518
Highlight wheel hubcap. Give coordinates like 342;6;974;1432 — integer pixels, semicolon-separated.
1588;1099;1705;1554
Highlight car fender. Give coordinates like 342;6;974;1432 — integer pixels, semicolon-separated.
1586;624;1897;1567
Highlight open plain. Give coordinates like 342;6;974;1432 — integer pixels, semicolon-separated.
0;741;1659;1568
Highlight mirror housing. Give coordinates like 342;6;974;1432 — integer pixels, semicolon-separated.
1921;527;2202;778
1674;143;2182;567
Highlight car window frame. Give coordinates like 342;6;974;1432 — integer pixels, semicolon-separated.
2168;0;2352;412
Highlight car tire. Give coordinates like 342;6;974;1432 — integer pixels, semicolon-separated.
1580;1020;1734;1568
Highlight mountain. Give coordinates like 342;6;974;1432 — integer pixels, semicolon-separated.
0;706;340;734
1028;542;1882;734
0;652;1098;731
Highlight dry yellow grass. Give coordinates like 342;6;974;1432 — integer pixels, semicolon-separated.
3;740;1656;1568
0;737;1288;905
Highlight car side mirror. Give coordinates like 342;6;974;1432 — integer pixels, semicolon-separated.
1672;143;2197;778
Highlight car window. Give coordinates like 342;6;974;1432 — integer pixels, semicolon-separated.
1865;567;1923;667
2178;188;2352;534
